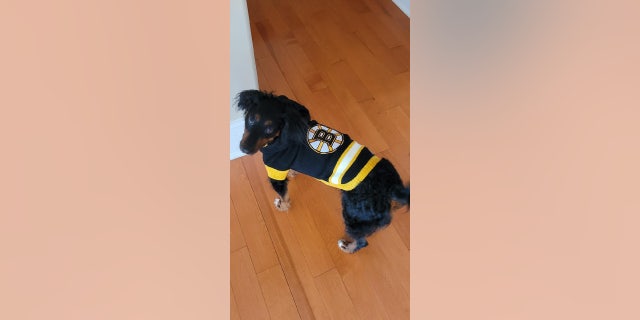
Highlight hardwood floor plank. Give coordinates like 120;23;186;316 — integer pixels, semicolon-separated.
230;286;242;320
370;228;411;295
303;89;353;132
336;239;410;320
370;0;410;33
370;71;410;112
272;0;336;60
361;0;409;48
358;99;410;165
314;269;361;320
389;45;410;74
231;198;247;253
258;265;302;320
336;0;371;16
254;19;286;69
391;212;410;251
353;29;409;75
230;247;271;320
230;159;279;274
290;22;341;71
363;258;410;319
249;22;272;61
255;55;295;98
309;87;389;154
308;10;393;92
242;154;328;320
284;186;337;277
337;99;391;154
250;0;293;35
254;20;316;100
284;41;328;92
246;0;267;23
386;106;410;143
290;174;347;264
326;60;374;103
336;256;392;320
255;58;275;91
321;0;368;35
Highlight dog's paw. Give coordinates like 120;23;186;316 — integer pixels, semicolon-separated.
274;198;291;211
338;239;368;253
338;239;357;254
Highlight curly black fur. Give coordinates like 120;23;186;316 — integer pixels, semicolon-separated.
236;89;409;253
341;159;409;249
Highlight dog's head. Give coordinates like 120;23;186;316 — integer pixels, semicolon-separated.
236;90;311;154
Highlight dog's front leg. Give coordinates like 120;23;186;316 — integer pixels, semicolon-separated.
269;178;291;211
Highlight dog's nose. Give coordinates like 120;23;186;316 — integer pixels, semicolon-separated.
239;143;254;155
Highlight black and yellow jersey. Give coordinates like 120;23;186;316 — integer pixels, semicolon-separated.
261;122;380;191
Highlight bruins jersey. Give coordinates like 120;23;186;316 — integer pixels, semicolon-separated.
261;122;380;191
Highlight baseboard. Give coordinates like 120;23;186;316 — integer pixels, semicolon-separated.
230;118;245;160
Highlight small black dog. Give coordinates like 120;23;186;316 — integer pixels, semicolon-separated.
237;90;409;253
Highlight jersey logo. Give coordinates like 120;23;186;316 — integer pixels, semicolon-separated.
307;124;344;154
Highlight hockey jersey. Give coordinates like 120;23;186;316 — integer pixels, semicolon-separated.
261;122;380;191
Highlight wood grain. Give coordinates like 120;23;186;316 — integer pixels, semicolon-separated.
230;248;271;320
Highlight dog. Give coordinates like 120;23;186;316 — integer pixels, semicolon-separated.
236;90;409;253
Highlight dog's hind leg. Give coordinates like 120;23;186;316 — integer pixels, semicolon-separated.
338;214;385;254
338;203;392;253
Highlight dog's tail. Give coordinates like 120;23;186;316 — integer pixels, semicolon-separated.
391;184;410;209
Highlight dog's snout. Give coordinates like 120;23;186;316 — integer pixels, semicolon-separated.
239;139;252;154
239;144;253;154
240;139;262;155
239;130;254;154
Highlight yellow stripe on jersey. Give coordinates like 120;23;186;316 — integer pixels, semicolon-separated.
265;165;290;181
321;155;381;191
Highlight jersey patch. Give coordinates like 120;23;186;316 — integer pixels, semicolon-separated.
307;124;344;154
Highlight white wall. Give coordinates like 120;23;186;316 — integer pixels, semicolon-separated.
230;0;259;159
393;0;410;17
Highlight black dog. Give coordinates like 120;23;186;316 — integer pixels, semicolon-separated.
237;90;409;253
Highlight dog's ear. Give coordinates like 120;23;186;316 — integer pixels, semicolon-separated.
281;108;310;143
278;95;311;143
277;95;311;122
235;90;267;115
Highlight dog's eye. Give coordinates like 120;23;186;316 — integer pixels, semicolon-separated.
247;114;261;126
265;126;275;135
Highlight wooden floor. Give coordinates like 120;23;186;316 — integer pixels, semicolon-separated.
230;0;409;319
